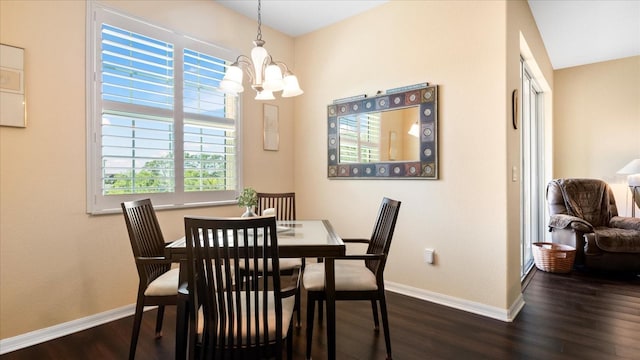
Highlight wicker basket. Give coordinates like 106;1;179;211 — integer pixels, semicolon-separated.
532;242;576;273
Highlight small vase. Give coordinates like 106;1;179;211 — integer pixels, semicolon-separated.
241;206;257;218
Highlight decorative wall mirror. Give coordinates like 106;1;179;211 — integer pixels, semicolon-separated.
327;83;438;179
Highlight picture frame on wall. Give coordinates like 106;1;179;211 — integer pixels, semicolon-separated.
0;44;26;128
263;103;279;151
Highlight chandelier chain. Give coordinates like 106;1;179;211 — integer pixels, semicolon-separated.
256;0;262;41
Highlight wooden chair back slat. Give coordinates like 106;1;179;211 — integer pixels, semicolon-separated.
256;192;296;221
122;199;169;287
365;197;401;276
184;216;286;359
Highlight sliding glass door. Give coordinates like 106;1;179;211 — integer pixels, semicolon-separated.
521;59;544;278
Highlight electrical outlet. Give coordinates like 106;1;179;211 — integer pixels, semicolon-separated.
424;248;434;264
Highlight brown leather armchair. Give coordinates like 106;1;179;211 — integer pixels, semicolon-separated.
546;178;640;272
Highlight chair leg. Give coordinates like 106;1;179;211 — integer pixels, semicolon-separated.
190;306;203;360
317;298;323;324
129;292;145;360
379;293;392;360
371;300;380;331
155;305;165;338
286;322;294;360
306;293;317;360
298;259;305;328
295;287;301;328
176;293;189;360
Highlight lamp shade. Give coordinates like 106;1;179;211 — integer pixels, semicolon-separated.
219;65;244;94
281;74;303;97
263;64;284;92
219;79;243;94
617;159;640;175
255;90;275;100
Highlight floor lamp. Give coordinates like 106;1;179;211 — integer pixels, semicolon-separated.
617;159;640;217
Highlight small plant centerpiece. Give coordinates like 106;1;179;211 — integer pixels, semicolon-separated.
237;187;258;217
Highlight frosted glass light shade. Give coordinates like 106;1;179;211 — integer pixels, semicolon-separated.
219;65;244;94
281;74;303;97
263;64;284;92
255;90;275;100
219;79;243;94
225;65;243;83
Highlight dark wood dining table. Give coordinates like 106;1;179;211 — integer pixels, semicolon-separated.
165;219;346;360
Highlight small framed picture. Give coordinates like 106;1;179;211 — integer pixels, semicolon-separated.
1;44;26;128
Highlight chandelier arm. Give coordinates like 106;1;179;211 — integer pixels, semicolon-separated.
272;60;293;75
262;55;275;73
234;55;256;84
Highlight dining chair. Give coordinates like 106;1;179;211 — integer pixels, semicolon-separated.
121;199;180;360
183;216;299;360
255;191;303;327
256;192;296;222
303;197;401;360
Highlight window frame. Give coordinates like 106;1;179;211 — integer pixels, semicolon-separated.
86;3;243;214
520;57;545;279
338;113;381;163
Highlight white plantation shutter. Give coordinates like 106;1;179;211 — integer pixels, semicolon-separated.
88;5;240;214
101;25;174;109
339;113;380;163
101;24;175;195
182;49;237;193
101;112;175;194
183;119;236;192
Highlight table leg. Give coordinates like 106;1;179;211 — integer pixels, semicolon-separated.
324;257;337;360
175;262;188;360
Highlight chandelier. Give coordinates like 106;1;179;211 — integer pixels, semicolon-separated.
219;0;303;100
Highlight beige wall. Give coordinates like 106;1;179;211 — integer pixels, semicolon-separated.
0;0;565;341
0;0;296;339
506;0;554;306
553;56;640;216
292;0;548;312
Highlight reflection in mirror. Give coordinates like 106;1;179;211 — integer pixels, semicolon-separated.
328;83;438;179
338;107;419;163
381;107;419;161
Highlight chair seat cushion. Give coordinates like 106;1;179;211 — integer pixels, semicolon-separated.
237;258;302;272
144;268;180;296
196;291;295;341
593;227;640;253
303;261;378;292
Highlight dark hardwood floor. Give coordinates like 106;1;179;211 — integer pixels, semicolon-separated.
2;269;639;359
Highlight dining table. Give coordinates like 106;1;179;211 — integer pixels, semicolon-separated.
165;219;346;360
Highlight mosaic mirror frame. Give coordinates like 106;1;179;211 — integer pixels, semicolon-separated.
327;84;438;179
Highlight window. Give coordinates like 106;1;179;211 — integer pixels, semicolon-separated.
338;113;381;163
87;5;240;214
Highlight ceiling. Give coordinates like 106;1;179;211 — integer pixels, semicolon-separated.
216;0;640;70
527;0;640;69
216;1;389;38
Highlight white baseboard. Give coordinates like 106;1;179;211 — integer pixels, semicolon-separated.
1;284;526;355
0;304;138;355
385;281;525;322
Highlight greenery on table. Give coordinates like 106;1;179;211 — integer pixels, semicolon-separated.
236;187;257;207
